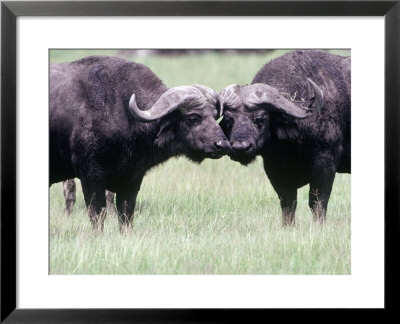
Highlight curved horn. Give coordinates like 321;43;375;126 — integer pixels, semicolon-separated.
219;84;242;115
129;86;202;122
307;78;324;111
220;84;241;104
192;84;222;117
245;79;324;119
192;84;219;102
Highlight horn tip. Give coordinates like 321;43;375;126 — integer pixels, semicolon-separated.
129;93;136;105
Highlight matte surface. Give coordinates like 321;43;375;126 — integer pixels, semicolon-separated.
1;0;398;322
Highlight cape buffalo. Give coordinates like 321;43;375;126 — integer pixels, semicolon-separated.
219;50;350;225
50;56;230;230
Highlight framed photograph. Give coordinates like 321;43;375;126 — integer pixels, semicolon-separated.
1;0;399;322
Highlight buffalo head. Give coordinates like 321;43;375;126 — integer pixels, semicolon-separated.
219;79;323;165
129;85;230;161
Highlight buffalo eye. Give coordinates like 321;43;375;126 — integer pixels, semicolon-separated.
253;116;267;129
185;113;202;125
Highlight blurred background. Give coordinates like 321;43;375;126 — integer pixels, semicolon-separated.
50;49;350;91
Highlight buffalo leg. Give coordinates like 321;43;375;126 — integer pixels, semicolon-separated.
63;179;76;214
270;183;297;226
80;179;107;231
278;188;297;226
116;191;138;229
308;158;336;223
115;177;143;229
63;180;114;215
105;190;115;212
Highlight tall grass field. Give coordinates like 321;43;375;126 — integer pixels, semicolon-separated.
50;49;351;275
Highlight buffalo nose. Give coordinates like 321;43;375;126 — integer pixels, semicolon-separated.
214;140;231;154
231;141;252;152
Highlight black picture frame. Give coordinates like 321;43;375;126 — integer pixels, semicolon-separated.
1;1;399;322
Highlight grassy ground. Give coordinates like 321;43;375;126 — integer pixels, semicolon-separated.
49;49;351;275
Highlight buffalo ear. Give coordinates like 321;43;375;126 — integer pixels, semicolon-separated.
271;114;299;142
276;125;299;141
155;120;175;148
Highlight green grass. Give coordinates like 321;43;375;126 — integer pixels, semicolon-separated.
50;158;350;275
49;49;351;275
